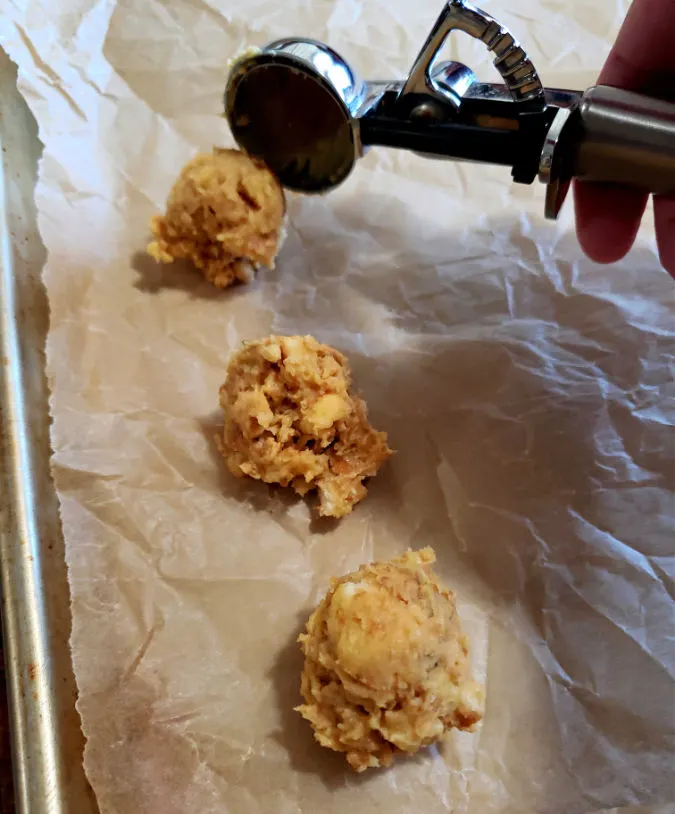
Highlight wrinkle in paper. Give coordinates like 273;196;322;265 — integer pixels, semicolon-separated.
0;1;673;813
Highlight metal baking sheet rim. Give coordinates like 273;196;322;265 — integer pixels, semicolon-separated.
0;49;98;814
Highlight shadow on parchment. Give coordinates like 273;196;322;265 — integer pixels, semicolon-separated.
267;615;357;789
131;249;260;303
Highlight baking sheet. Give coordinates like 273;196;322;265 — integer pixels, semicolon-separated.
0;47;98;814
1;1;674;813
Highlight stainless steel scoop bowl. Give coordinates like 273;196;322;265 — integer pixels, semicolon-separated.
225;40;368;193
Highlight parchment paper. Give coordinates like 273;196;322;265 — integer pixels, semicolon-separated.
1;1;674;812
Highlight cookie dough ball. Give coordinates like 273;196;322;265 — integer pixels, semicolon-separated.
296;548;483;771
218;335;392;518
147;148;285;288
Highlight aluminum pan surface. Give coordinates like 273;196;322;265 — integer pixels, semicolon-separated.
0;48;97;814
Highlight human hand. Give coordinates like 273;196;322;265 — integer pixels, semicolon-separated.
574;0;675;276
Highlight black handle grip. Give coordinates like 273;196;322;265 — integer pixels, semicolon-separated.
359;116;519;166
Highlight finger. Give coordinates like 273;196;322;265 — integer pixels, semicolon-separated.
653;196;675;278
574;179;648;264
574;0;674;264
599;0;675;91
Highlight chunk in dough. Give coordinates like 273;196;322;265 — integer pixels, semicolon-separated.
218;335;392;518
147;148;285;288
296;547;483;771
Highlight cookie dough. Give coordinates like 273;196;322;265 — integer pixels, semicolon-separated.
218;335;392;518
147;148;285;288
296;548;483;771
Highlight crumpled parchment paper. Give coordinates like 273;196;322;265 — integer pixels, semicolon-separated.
1;1;674;812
